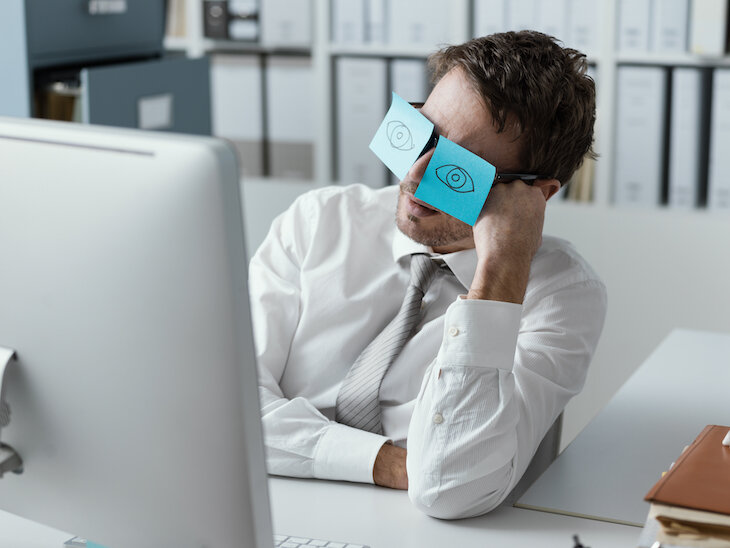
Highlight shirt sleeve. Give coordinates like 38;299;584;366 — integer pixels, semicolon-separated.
406;278;607;519
249;193;390;484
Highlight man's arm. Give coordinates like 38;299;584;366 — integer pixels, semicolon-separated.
405;180;607;518
251;192;391;484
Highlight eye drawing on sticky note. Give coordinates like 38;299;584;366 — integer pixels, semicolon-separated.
435;165;474;193
387;120;415;151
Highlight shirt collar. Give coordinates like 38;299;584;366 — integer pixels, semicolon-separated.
391;227;477;290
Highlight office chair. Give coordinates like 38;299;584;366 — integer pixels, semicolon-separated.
502;413;563;506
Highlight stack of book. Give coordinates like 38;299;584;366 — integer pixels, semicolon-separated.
640;425;730;548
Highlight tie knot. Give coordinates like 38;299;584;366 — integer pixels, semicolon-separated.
409;254;440;293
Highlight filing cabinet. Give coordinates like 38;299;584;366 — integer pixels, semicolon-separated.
1;0;211;135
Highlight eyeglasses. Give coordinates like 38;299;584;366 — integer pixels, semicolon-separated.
408;102;552;185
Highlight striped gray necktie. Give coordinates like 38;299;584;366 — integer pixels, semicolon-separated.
335;254;441;434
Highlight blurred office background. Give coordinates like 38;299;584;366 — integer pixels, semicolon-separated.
5;0;730;449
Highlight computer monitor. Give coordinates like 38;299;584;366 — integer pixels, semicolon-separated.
0;116;273;548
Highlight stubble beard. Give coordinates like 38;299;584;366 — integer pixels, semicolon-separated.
395;189;472;248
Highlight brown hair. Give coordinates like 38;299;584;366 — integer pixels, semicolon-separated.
428;31;596;184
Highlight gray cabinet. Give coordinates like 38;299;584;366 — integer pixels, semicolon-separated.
1;0;210;135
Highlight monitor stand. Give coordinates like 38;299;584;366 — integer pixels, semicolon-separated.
0;346;22;478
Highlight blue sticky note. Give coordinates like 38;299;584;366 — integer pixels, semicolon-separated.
369;92;435;180
415;137;496;226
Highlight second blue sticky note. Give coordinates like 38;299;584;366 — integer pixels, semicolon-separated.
369;92;435;180
415;137;496;226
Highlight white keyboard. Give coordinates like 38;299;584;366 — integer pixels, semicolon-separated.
274;534;369;548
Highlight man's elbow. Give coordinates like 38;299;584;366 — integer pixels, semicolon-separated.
407;472;512;520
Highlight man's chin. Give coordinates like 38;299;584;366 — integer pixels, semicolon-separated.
395;194;473;250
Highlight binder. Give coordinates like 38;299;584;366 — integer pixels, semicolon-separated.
228;0;259;41
389;58;427;103
507;0;536;32
332;0;366;44
365;0;387;43
260;0;312;47
535;0;568;42
165;0;187;38
651;0;689;53
690;0;730;55
203;0;228;39
387;0;451;47
617;0;651;52
613;65;668;206
210;54;264;177
708;69;730;209
473;0;507;38
668;68;707;209
645;425;730;517
336;57;388;187
265;56;315;180
566;0;600;55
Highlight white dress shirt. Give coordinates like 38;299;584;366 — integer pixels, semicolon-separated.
249;184;607;519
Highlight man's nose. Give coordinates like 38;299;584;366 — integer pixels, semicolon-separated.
405;147;436;184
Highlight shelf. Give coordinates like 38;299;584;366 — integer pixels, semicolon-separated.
162;0;730;212
328;44;434;58
202;38;311;55
615;52;730;67
163;36;192;51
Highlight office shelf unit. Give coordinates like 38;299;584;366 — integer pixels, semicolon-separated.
167;0;730;208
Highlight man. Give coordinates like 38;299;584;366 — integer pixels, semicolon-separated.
249;31;606;519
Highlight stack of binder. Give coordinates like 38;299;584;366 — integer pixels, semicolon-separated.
640;425;730;548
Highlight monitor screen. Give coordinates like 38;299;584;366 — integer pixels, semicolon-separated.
0;116;272;548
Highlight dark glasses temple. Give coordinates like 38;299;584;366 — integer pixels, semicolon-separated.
495;173;552;182
408;102;554;184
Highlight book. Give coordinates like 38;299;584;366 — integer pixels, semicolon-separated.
667;67;709;209
708;69;730;209
210;54;264;177
690;0;730;55
387;0;451;47
335;57;388;187
473;0;507;38
644;425;730;547
365;0;387;43
651;0;690;53
265;56;315;180
617;0;651;52
507;0;537;32
535;0;568;42
566;0;600;55
260;0;312;47
613;65;668;206
332;0;366;44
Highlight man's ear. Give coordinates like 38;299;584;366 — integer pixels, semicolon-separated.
534;178;561;201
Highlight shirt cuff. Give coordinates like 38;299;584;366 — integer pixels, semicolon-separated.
437;298;522;370
313;422;391;484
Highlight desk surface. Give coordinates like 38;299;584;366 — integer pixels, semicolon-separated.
269;477;640;548
517;328;730;526
0;476;640;548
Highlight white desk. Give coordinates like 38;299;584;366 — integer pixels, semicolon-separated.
13;329;726;547
0;476;640;548
269;477;640;548
517;328;730;526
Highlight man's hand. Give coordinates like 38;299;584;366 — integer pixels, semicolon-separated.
467;179;559;304
373;442;408;490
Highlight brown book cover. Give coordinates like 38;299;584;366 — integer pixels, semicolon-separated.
645;425;730;516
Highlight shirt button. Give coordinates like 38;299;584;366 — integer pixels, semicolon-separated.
433;413;444;424
448;326;459;337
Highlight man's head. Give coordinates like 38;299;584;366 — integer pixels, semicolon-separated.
396;31;596;252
